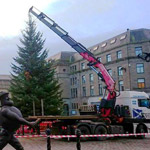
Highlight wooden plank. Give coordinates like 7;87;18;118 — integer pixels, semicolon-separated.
28;115;99;120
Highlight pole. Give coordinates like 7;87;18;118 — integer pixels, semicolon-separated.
33;100;35;116
41;99;44;116
22;125;24;135
46;124;51;150
75;129;81;150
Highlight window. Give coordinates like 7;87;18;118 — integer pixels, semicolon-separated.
107;69;112;76
63;69;66;72
74;77;77;85
70;65;77;72
82;75;86;84
72;103;79;109
93;46;99;51
119;81;124;91
120;34;126;40
98;75;102;80
117;50;122;59
70;77;77;85
137;79;145;88
90;85;94;96
89;73;94;82
101;42;107;48
138;99;150;108
110;38;116;44
83;102;87;105
74;65;77;71
99;84;103;95
81;62;85;70
98;57;101;62
71;88;78;98
82;87;86;97
70;78;72;85
135;47;142;56
70;66;72;72
71;78;74;85
70;56;74;62
118;66;123;76
106;54;111;62
136;64;144;73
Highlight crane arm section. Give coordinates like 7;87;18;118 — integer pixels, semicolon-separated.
29;6;115;93
29;6;116;117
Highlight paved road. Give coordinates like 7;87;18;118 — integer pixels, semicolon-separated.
3;137;150;150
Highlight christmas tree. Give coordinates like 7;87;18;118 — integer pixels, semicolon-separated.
10;15;63;117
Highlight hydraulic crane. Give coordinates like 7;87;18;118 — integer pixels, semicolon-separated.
138;52;150;62
29;6;117;117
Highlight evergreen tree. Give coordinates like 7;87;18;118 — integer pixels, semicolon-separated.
9;15;63;117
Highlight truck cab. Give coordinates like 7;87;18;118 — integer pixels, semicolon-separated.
116;91;150;119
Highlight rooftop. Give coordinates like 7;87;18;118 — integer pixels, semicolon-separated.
0;75;11;80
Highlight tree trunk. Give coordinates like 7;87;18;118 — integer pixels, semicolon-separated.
33;100;35;116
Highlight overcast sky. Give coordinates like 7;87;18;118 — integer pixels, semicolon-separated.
0;0;150;75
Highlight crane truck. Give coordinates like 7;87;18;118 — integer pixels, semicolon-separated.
28;6;150;140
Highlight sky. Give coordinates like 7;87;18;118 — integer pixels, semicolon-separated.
0;0;150;75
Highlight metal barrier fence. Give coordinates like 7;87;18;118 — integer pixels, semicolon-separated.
14;130;150;150
15;132;150;138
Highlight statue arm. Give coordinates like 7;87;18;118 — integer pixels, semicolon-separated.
1;108;37;127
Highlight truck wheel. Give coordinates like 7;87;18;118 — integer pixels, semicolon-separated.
136;125;146;139
78;126;90;141
94;126;107;141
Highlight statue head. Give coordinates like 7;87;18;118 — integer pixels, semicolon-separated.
0;92;14;106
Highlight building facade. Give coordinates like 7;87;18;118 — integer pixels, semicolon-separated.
0;75;11;93
49;28;150;115
2;29;149;115
48;51;76;115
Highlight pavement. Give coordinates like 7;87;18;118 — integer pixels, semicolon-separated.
3;137;150;150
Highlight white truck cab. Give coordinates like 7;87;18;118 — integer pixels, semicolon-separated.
116;91;150;119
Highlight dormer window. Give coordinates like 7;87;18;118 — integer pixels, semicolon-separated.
110;38;116;44
93;46;99;51
120;34;127;40
101;43;107;48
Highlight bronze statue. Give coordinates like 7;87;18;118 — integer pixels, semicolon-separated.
0;92;40;150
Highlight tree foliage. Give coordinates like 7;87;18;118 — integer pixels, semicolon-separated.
9;15;63;117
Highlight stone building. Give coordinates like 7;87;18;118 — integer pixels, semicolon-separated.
48;51;76;115
2;28;149;115
49;28;150;115
0;75;11;93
